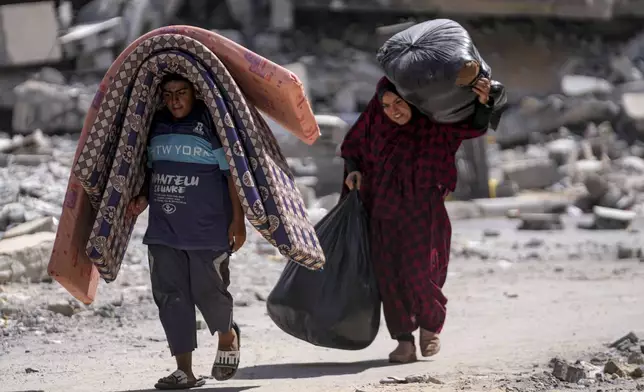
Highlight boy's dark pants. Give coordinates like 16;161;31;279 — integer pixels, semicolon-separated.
148;244;233;356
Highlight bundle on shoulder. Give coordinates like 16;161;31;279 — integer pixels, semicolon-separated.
377;18;507;126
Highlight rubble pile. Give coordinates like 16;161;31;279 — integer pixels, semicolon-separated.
11;68;95;135
489;123;644;230
471;332;644;392
0;131;76;284
549;332;644;387
8;2;644;204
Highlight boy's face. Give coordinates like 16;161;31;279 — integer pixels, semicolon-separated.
162;80;195;119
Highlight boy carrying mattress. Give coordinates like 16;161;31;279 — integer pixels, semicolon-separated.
127;73;246;390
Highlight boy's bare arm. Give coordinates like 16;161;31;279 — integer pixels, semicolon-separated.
227;176;244;220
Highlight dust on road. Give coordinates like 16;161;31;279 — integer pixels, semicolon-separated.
1;217;644;392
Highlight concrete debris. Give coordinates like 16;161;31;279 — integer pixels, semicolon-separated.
3;3;644;209
0;232;56;284
611;332;640;351
578;206;637;230
552;359;594;383
2;217;58;240
617;244;642;260
629;352;644;365
513;212;564;231
47;301;79;317
501;158;561;190
12;77;94;134
380;374;443;385
549;332;644;387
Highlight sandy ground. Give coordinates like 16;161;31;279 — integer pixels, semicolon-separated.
1;216;644;392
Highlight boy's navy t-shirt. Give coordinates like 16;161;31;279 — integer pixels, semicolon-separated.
142;100;232;251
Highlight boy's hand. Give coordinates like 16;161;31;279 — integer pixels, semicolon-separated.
228;217;246;252
127;195;148;217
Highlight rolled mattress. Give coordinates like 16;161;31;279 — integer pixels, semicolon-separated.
48;26;324;304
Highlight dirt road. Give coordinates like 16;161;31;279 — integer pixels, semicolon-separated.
2;216;644;392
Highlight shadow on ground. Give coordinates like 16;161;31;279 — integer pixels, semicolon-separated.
236;359;395;380
119;386;258;392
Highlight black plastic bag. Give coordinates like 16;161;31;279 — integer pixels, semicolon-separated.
266;190;380;350
377;18;507;126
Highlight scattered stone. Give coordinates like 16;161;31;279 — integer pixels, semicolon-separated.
483;229;500;237
546;138;579;166
0;232;56;284
379;374;443;385
380;376;406;385
2;217;57;240
629;352;644;365
94;304;117;318
404;374;443;384
579;206;637;230
254;291;268;302
47;301;77;317
516;213;564;231
12;79;93;134
617;244;642;259
501;158;560;190
524;238;545;248
0;203;26;231
604;359;632;377
610;332;639;351
552;359;587;383
561;75;613;97
590;353;610;366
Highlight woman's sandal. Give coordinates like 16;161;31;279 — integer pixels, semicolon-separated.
154;369;206;390
419;329;441;357
211;322;241;381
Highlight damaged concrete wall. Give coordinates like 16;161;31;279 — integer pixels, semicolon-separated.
0;1;62;66
295;0;618;19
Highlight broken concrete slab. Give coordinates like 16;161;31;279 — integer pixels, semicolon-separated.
546;138;579;166
501;157;561;190
594;205;637;221
617;155;644;174
0;1;63;66
604;359;637;378
445;201;482;220
2;217;58;240
270;0;294;32
514;212;564;231
552;359;588;383
629;352;644;365
0;232;56;284
617;244;642;259
561;74;613;96
579;206;637;230
473;193;574;218
611;332;640;350
0;129;50;154
0;202;26;231
47;301;78;317
622;92;644;120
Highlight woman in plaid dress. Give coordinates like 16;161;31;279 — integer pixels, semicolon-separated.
340;76;494;363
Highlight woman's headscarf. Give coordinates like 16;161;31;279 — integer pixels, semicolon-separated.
340;77;438;218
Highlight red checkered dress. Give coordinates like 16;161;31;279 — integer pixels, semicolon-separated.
340;77;489;338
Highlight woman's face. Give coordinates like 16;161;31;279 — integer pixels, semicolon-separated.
381;91;412;126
